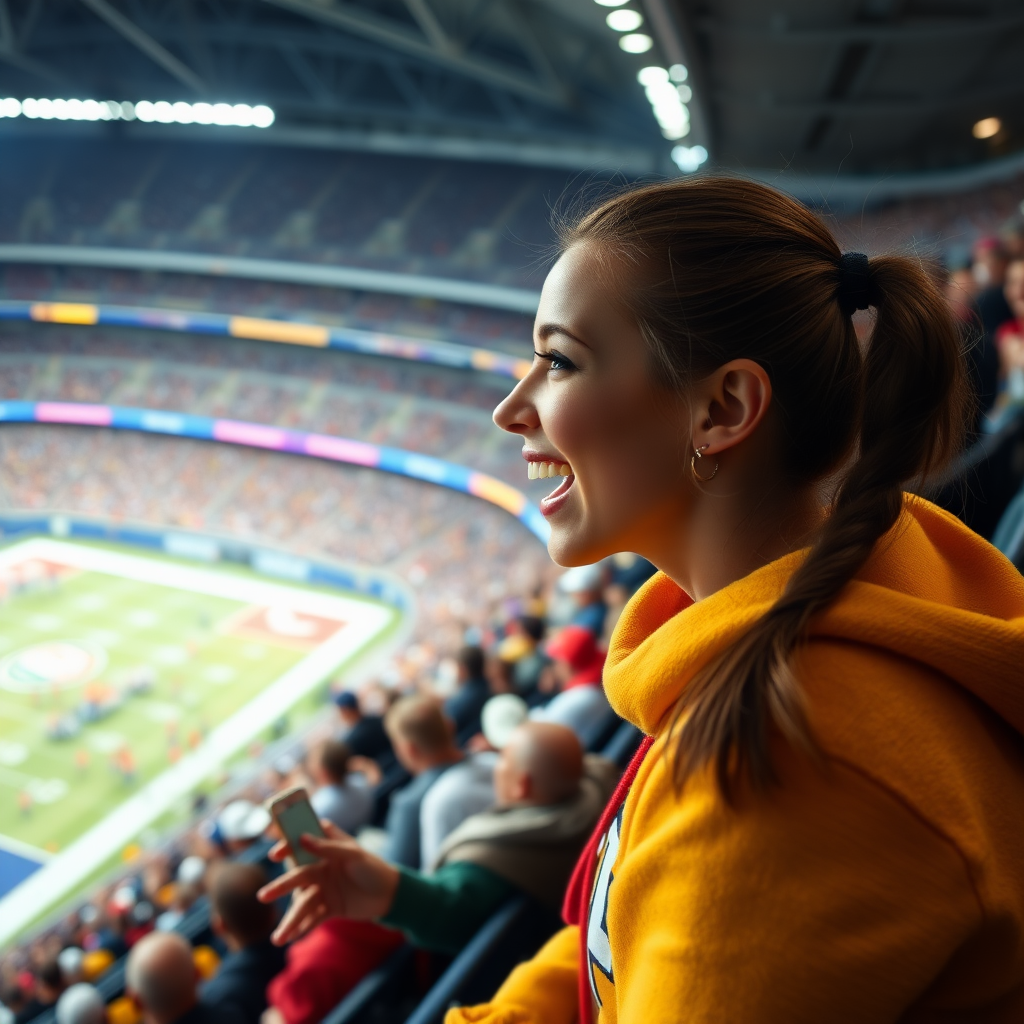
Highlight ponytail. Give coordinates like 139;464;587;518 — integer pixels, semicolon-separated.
668;252;971;798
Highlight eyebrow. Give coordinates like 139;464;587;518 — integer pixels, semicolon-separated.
535;323;591;349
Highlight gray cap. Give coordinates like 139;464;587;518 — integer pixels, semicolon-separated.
558;564;603;594
57;946;85;984
56;983;106;1024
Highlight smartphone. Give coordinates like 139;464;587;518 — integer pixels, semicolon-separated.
267;786;325;867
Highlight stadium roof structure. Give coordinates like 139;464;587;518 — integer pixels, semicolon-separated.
0;0;703;176
688;0;1024;186
0;1;1021;196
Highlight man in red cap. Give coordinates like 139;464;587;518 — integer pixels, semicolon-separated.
531;626;612;745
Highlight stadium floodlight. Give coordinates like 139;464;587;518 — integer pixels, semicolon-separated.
671;145;708;173
669;64;688;82
594;0;630;5
677;84;692;102
972;117;1001;139
606;9;642;31
0;96;274;129
637;66;669;86
619;32;653;52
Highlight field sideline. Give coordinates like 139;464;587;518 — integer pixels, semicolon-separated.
0;537;397;947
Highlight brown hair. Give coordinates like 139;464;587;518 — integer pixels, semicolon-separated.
317;738;352;783
561;176;971;797
385;695;453;754
208;861;275;944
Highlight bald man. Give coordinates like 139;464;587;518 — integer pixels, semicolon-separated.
258;722;618;955
125;932;242;1024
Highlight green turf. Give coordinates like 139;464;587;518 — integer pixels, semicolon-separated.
0;542;394;856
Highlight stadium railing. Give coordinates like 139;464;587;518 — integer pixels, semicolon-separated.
992;477;1024;568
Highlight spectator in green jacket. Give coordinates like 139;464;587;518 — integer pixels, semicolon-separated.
257;722;616;954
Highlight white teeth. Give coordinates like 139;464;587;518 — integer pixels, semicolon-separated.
527;460;572;481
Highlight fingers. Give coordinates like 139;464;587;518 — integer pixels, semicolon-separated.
267;839;289;863
257;863;319;903
293;899;328;938
271;885;326;946
300;827;354;853
319;819;347;840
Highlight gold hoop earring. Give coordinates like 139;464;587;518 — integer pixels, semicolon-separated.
691;445;719;483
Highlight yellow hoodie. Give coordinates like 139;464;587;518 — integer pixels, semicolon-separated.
447;498;1024;1023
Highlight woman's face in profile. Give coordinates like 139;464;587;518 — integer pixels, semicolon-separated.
493;242;694;569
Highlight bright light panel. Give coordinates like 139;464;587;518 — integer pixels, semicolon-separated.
594;0;630;6
0;97;274;129
637;66;669;86
606;9;642;31
635;66;692;139
972;117;1001;139
672;145;708;173
669;64;688;82
619;32;653;53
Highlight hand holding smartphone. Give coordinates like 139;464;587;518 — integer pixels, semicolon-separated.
267;786;325;866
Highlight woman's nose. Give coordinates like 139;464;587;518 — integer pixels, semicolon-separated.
493;377;540;436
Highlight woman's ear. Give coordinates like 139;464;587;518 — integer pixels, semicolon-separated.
690;359;773;456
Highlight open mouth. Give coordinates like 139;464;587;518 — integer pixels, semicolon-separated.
527;460;571;480
527;460;575;516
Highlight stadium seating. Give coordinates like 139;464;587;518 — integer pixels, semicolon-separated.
0;139;588;288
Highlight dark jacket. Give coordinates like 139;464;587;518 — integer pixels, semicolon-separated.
200;938;286;1024
444;677;491;734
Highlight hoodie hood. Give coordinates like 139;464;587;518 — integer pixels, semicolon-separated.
605;497;1024;738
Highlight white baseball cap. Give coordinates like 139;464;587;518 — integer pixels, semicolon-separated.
217;800;271;842
481;694;529;750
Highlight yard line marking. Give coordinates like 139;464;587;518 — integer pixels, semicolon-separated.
0;832;51;862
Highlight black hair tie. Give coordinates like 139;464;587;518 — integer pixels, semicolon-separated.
837;251;875;315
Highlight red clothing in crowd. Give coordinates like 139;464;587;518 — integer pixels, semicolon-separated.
267;918;404;1024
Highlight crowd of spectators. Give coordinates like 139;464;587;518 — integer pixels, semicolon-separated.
0;323;516;414
933;215;1024;537
833;171;1024;267
0;552;654;1024
0;138;597;289
0;330;531;489
3;136;1024;300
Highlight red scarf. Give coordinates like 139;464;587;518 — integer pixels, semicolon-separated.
561;735;654;1024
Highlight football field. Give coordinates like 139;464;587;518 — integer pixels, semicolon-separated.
0;537;397;946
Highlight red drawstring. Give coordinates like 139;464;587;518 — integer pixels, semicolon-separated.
562;735;654;1024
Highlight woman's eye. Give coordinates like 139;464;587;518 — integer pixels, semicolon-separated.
535;350;577;373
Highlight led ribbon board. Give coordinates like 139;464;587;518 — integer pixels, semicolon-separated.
0;301;532;381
